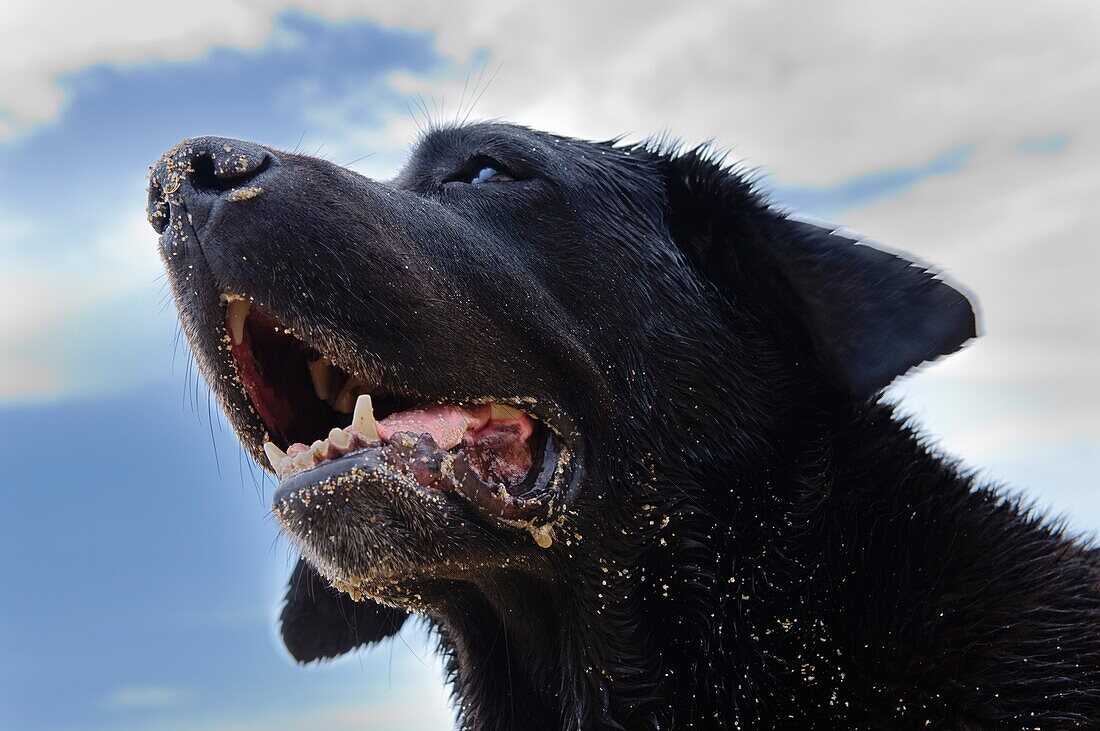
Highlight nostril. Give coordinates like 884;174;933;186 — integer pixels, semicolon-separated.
146;178;169;234
190;152;270;194
148;136;274;236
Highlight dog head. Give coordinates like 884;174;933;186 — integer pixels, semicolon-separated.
150;123;975;664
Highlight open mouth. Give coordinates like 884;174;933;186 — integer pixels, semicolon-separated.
222;297;573;533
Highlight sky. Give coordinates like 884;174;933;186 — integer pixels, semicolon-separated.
0;2;1097;729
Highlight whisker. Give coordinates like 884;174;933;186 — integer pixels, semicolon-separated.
343;152;376;168
462;62;502;126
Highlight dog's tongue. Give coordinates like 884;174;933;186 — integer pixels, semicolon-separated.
376;403;535;485
283;403;536;487
377;403;491;449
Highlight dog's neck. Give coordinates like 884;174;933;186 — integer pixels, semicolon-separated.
424;389;1093;730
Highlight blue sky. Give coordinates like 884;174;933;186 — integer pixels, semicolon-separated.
1;4;1097;730
0;12;446;404
0;387;453;730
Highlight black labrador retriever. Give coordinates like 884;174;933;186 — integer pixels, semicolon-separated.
149;123;1099;729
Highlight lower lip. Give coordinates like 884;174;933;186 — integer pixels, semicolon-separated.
272;428;575;527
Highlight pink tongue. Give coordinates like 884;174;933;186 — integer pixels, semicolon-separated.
377;404;536;486
377;404;490;449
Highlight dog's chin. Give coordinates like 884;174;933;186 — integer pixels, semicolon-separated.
274;423;584;590
272;465;481;608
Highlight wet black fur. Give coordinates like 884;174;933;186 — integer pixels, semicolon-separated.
155;123;1100;729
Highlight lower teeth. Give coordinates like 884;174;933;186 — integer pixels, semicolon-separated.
351;394;379;441
260;398;532;486
262;394;379;481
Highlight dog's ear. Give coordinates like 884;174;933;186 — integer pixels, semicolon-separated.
662;151;978;395
279;558;408;663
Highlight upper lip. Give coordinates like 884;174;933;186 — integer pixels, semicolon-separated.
224;295;576;450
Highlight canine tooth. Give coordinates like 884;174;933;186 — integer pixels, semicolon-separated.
263;442;288;477
226;300;250;345
333;387;356;414
333;377;367;414
352;394;379;441
308;359;338;402
330;375;369;411
490;404;525;420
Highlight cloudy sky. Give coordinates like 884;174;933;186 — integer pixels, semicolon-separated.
1;2;1097;729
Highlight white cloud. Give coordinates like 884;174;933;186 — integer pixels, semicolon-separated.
293;1;1100;182
4;2;1100;176
0;2;268;137
1;1;1096;515
863;126;1100;444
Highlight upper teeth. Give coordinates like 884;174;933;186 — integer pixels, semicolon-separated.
308;358;339;402
226;300;250;345
307;357;371;415
335;376;372;414
490;404;524;420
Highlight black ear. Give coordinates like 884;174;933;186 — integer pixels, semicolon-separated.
279;557;408;663
766;217;977;394
662;151;978;395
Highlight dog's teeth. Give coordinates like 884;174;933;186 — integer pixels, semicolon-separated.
332;378;366;414
325;428;355;459
285;449;314;476
328;427;352;451
308;359;338;402
226;300;250;345
262;442;288;478
333;389;355;414
490;404;524;420
352;394;379;441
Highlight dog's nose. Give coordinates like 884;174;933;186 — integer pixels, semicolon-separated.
148;136;273;234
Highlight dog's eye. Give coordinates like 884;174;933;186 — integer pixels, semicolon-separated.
469;165;512;185
445;156;516;186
